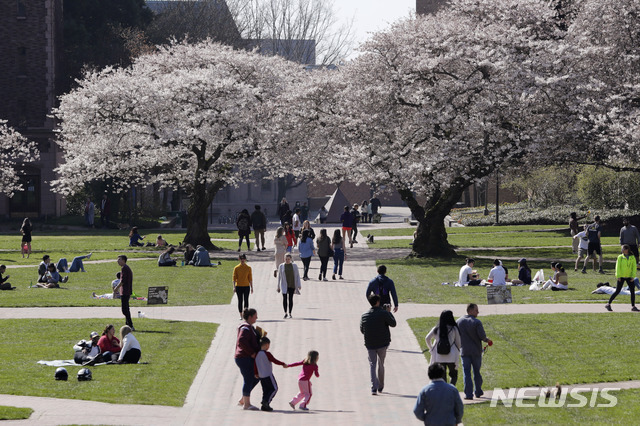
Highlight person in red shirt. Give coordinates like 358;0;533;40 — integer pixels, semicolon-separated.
287;350;320;411
97;324;121;362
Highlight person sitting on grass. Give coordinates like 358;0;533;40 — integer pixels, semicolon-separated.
156;235;168;247
510;258;531;286
192;245;212;266
56;253;92;273
33;264;61;288
38;255;51;283
129;227;145;247
117;325;141;364
184;244;196;264
73;331;101;364
487;259;506;286
542;262;568;291
158;247;177;267
458;258;482;286
97;324;121;363
0;265;14;290
92;272;122;299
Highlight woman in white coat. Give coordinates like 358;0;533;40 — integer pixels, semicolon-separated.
276;253;301;319
425;310;462;385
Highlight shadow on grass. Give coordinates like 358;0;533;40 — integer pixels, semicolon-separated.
136;330;171;334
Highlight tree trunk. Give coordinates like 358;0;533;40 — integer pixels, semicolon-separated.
183;180;225;250
398;184;466;258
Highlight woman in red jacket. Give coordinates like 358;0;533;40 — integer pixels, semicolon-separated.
97;324;121;362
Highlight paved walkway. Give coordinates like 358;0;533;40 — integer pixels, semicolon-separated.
0;222;629;426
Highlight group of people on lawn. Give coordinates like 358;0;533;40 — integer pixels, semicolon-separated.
73;324;141;366
31;253;93;288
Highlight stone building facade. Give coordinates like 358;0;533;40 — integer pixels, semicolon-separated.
0;0;65;218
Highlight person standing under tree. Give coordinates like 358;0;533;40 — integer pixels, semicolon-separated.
583;215;604;274
20;217;32;259
569;212;586;254
100;194;111;228
114;255;134;330
236;209;252;252
85;198;95;228
620;218;640;265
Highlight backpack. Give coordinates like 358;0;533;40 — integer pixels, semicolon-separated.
237;216;250;232
436;328;452;355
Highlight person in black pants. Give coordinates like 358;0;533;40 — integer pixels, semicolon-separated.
114;255;134;330
233;254;253;320
276;254;301;319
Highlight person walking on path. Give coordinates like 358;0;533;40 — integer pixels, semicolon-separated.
284;222;297;253
606;244;639;312
583;215;604;274
292;208;302;242
424;310;461;385
457;303;492;400
273;226;287;277
235;308;260;410
277;198;290;226
114;255;134;330
350;204;361;245
569;212;586;254
365;265;399;312
20;217;32;258
298;229;315;281
233;254;253;320
250;205;267;251
370;195;382;219
276;253;301;319
413;363;464;426
340;206;354;248
236;209;252;252
253;337;287;412
316;229;331;281
287;350;320;411
620;218;640;264
331;229;346;280
360;294;396;395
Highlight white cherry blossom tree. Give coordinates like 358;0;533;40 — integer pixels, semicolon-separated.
284;0;562;257
54;40;297;248
0;121;39;197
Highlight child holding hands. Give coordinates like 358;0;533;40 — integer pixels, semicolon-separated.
288;350;320;411
254;337;287;412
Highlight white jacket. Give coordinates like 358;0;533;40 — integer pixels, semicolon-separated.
277;262;301;294
425;325;462;367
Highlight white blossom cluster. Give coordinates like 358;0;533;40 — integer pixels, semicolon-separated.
0;120;39;197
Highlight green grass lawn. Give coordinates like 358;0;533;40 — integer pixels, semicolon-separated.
0;318;217;406
0;406;33;420
409;313;640;424
409;313;639;388
0;258;235;307
464;389;640;425
381;257;621;304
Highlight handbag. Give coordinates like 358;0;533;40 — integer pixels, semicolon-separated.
328;247;335;257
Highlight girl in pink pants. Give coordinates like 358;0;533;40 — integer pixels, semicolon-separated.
288;350;319;410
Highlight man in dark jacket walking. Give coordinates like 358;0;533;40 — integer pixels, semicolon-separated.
365;265;399;312
360;294;396;395
251;205;267;251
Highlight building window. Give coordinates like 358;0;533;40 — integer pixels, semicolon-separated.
17;47;27;76
17;1;26;18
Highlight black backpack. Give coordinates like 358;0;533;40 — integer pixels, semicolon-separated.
436;328;452;355
237;216;250;232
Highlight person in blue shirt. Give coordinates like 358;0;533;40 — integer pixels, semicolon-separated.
414;363;464;426
365;265;399;312
298;230;315;281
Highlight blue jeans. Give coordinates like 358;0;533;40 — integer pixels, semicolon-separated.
56;255;88;273
333;248;344;275
235;357;259;396
461;355;483;398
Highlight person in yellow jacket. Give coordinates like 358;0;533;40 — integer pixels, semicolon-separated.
606;245;638;312
233;254;253;319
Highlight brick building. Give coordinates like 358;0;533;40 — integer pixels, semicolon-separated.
0;0;65;218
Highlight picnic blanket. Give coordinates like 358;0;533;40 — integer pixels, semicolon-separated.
38;359;109;367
